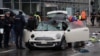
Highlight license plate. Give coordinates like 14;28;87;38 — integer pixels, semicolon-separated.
41;40;47;44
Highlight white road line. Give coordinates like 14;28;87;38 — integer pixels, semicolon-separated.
70;53;81;56
0;49;15;54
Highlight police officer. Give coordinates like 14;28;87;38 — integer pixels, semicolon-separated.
14;11;25;49
34;12;41;26
91;11;96;26
0;15;5;48
96;11;100;26
4;12;13;48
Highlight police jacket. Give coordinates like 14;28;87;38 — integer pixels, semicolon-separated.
4;16;13;30
26;18;37;31
14;14;25;30
0;19;5;28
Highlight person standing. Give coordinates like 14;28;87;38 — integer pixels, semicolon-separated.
34;12;41;26
26;14;37;31
80;10;87;25
76;11;80;19
0;15;5;48
96;11;100;26
9;11;16;45
4;12;13;48
14;11;25;49
91;10;96;26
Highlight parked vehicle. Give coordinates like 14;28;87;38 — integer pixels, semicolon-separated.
0;8;10;15
0;8;28;22
47;10;68;21
24;20;89;50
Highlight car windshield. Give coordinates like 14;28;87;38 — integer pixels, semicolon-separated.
47;13;67;20
36;22;62;31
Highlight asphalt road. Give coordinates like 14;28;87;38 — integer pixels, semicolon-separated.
0;27;100;56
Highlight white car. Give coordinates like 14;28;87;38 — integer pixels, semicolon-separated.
47;10;68;21
24;20;89;50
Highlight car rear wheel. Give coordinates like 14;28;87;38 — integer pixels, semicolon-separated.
25;42;35;50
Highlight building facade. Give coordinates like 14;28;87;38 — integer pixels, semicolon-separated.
3;0;89;15
0;0;3;8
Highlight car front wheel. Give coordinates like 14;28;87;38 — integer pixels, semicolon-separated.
25;42;35;50
60;39;67;50
74;41;85;48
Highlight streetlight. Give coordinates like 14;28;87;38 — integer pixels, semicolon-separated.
19;0;22;10
11;0;14;9
89;0;91;19
30;0;32;13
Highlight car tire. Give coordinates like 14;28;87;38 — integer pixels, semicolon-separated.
67;43;72;48
74;41;85;48
60;39;67;50
25;42;35;50
79;41;85;47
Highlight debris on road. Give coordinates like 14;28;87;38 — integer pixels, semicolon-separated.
79;48;89;53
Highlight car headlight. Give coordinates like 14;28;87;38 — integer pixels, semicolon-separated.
56;34;61;39
31;34;35;38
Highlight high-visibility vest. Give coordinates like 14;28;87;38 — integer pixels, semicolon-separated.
79;15;81;20
81;10;87;20
34;14;41;22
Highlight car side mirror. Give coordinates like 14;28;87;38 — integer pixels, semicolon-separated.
67;29;70;32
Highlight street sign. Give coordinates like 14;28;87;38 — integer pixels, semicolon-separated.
66;7;73;17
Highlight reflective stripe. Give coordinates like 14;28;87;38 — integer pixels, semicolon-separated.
79;15;81;20
34;15;41;22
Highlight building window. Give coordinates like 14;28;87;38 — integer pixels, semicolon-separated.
14;0;19;2
3;0;11;2
31;0;40;2
3;3;11;8
22;0;30;2
22;3;30;14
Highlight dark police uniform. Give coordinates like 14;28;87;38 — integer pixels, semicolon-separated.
14;13;25;49
4;16;13;48
91;12;96;26
26;18;37;31
0;17;5;48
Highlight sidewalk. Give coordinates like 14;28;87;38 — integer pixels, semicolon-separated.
86;17;99;27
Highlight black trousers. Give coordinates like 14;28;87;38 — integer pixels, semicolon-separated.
0;34;3;47
4;29;10;47
91;18;95;26
14;29;23;48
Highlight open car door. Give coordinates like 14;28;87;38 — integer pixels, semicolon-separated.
65;22;89;43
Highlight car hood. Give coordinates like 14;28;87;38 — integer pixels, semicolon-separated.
32;31;64;39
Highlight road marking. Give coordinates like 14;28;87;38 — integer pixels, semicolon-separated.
0;49;15;53
70;53;81;56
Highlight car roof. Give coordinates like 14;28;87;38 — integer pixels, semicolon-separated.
47;10;68;15
11;9;22;11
